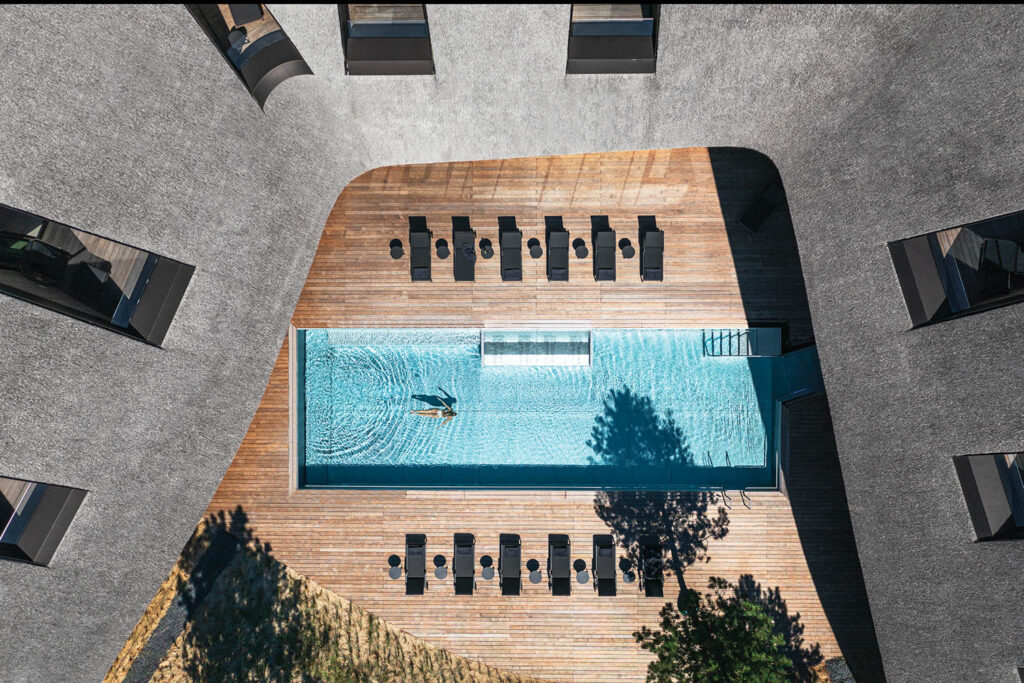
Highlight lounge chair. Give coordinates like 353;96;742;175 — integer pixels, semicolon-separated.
739;183;786;234
545;216;569;281
453;533;475;595
639;215;663;282
548;533;571;596
592;534;616;596
452;216;476;282
405;533;427;595
499;533;521;596
591;216;616;281
640;535;663;598
498;216;522;281
409;216;431;282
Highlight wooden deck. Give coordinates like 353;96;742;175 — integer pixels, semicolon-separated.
293;147;813;342
205;149;878;681
216;3;280;46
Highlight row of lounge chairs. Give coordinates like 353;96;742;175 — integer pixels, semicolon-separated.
408;215;664;283
402;533;664;597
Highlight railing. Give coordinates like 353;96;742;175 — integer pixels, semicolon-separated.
702;328;751;356
702;327;783;357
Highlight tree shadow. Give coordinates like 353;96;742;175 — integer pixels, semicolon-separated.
589;387;729;608
734;573;824;682
172;505;362;682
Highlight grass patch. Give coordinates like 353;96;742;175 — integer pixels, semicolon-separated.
143;514;542;683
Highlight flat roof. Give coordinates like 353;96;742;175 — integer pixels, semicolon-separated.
1;4;1023;680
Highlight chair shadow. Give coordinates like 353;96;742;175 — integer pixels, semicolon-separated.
707;147;814;347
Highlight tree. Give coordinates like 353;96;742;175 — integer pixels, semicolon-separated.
635;577;793;683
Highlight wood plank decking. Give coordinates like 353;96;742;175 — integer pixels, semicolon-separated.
292;147;812;341
205;148;874;682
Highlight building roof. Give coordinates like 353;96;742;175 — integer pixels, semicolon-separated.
2;4;1023;680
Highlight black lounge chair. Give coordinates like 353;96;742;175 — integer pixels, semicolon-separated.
639;216;663;282
548;533;571;596
640;535;664;598
453;533;475;595
498;216;522;282
545;216;569;281
592;534;616;596
499;533;521;596
409;216;431;282
452;217;476;282
739;183;786;234
591;216;616;281
405;534;427;595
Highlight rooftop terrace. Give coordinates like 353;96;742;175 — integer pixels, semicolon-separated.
205;148;880;681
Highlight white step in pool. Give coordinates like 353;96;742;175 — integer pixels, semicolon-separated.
480;329;591;366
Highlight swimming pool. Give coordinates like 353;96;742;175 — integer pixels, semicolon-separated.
296;328;824;489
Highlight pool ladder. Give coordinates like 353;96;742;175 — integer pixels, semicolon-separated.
702;329;751;357
702;328;782;357
704;451;752;509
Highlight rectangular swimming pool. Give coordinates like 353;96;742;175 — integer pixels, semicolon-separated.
296;328;823;489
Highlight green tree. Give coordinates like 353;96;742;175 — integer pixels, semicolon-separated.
634;577;793;683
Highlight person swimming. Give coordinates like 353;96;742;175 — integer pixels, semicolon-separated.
410;396;457;426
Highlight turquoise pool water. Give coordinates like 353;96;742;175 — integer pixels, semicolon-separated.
299;328;823;489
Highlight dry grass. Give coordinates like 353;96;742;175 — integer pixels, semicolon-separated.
114;519;544;683
104;522;214;683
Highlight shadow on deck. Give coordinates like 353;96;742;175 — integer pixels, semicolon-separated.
785;394;886;682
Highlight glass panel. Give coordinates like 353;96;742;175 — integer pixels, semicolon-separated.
1005;453;1024;527
0;203;192;345
570;3;654;36
890;209;1024;327
1;206;148;326
0;478;33;541
0;475;87;566
0;483;44;546
185;4;312;106
348;4;425;23
572;4;647;22
214;4;288;69
345;4;429;39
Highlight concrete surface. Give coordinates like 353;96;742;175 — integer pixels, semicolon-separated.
1;4;1023;681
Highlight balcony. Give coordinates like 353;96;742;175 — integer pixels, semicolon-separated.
890;208;1024;327
340;4;435;75
567;4;658;74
